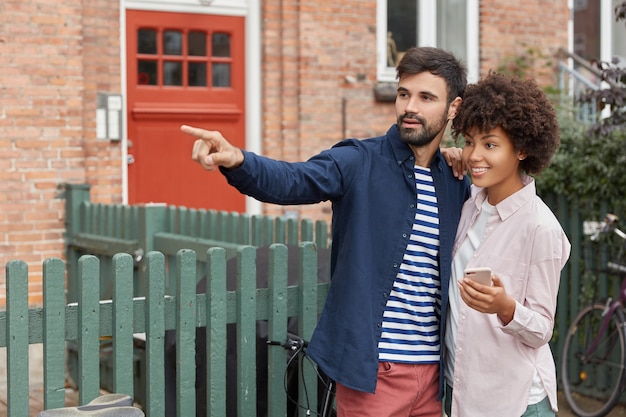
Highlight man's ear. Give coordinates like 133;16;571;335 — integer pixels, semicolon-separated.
448;97;462;120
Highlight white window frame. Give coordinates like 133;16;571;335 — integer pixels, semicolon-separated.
376;0;480;83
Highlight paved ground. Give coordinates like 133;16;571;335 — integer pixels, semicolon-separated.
0;345;80;417
557;390;626;417
1;344;626;416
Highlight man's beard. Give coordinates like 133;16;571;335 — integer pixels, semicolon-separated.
397;111;449;147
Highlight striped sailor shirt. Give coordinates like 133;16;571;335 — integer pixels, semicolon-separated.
379;166;441;363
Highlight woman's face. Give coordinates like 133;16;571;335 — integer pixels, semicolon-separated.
462;126;526;205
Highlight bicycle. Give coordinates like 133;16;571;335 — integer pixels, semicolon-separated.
561;213;626;417
267;333;337;417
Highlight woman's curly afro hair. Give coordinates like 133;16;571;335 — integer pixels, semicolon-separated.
451;72;560;175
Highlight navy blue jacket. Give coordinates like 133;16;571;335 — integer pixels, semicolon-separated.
221;125;470;394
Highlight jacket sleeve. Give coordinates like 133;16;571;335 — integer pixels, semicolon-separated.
219;142;362;205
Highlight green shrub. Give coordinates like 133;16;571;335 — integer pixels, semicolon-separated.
536;116;626;206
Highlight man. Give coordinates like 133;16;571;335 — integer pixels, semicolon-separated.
183;46;470;417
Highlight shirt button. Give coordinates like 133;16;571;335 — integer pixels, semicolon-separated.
393;263;399;268
402;233;407;238
409;204;415;208
408;174;413;179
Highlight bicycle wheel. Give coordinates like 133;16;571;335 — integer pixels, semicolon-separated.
562;303;626;417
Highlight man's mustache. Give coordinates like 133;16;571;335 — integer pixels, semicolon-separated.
400;113;426;124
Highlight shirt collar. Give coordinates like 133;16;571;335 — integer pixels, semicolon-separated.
471;175;536;221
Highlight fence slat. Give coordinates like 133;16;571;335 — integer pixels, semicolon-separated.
207;247;227;417
144;251;166;417
112;253;135;397
6;260;30;417
176;249;197;417
298;243;319;416
237;246;257;416
267;244;289;417
78;255;101;404
42;258;67;409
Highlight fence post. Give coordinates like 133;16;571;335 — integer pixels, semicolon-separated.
207;247;228;417
144;251;166;417
176;249;197;417
64;183;91;238
78;255;101;404
42;258;67;410
136;204;168;297
236;246;258;416
112;253;135;397
64;183;91;303
6;260;30;417
266;244;289;417
315;220;329;249
298;242;319;416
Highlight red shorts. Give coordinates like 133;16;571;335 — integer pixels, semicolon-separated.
336;362;440;417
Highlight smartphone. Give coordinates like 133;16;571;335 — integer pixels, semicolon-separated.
463;267;492;286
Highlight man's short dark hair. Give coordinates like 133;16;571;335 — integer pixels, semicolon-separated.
396;46;468;105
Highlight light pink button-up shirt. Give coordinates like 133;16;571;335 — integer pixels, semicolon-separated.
448;176;571;417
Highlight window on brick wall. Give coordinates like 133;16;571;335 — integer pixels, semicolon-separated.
377;0;479;82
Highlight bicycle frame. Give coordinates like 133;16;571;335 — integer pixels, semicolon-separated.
584;276;626;358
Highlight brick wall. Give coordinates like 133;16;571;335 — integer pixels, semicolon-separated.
480;0;569;85
0;0;569;305
260;0;396;222
0;0;122;305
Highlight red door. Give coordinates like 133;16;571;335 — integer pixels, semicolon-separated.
126;10;245;212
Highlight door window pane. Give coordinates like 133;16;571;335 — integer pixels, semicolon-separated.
138;29;157;54
164;61;183;85
138;60;158;85
188;31;207;56
212;63;231;87
163;30;183;55
189;62;207;86
212;33;231;57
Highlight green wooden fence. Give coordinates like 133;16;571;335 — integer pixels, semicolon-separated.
2;245;329;417
1;183;333;417
63;184;330;302
3;183;626;416
60;183;626;396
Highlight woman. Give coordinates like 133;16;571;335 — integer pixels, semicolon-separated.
444;72;571;417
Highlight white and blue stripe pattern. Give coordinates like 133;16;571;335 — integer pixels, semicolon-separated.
378;166;441;363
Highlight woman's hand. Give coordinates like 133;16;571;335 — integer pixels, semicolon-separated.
459;276;516;325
